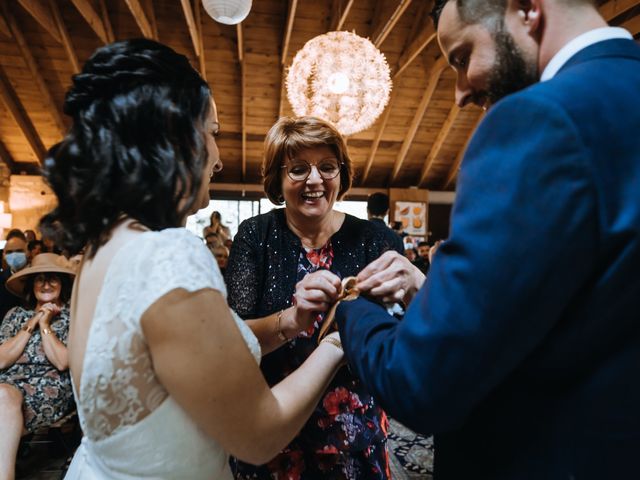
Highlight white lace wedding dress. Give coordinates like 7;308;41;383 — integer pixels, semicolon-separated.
65;228;261;479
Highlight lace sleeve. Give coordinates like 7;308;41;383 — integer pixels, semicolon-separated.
133;229;224;321
226;219;261;318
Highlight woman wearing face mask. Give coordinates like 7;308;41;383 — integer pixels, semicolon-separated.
0;253;76;480
226;116;401;480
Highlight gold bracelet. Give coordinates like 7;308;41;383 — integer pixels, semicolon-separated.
42;327;52;336
320;336;343;352
275;310;290;342
22;323;34;334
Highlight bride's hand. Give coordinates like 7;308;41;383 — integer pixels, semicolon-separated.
319;331;346;366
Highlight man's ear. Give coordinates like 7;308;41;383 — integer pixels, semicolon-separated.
511;0;543;36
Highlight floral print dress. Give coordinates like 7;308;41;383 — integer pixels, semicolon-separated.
0;306;74;432
232;241;390;480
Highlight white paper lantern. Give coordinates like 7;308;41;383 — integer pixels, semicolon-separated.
286;31;392;136
202;0;252;25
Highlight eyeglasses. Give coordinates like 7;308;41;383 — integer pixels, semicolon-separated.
34;273;61;286
281;158;342;182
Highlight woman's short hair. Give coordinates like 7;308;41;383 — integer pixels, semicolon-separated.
39;38;211;257
23;274;73;310
262;116;353;205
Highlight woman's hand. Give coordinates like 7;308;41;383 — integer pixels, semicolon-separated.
37;303;62;327
291;270;342;333
356;251;425;305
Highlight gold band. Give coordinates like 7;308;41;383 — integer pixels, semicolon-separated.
320;336;342;352
275;310;290;342
42;327;52;336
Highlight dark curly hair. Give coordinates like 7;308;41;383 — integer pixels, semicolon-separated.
39;38;211;257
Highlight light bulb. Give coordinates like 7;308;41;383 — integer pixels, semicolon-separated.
327;72;350;94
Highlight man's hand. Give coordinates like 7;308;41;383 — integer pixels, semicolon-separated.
356;251;425;305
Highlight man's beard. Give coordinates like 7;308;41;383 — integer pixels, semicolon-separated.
484;27;539;106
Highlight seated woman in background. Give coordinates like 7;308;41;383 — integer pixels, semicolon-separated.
39;38;344;479
0;253;75;480
204;210;232;243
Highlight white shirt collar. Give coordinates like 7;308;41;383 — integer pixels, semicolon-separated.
540;27;633;81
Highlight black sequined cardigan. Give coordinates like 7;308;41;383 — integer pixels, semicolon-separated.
226;208;398;321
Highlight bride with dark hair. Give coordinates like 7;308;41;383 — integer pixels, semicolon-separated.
41;38;344;479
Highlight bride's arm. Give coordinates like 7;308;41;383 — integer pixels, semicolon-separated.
141;287;343;465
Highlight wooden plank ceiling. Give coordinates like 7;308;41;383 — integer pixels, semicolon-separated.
0;0;639;193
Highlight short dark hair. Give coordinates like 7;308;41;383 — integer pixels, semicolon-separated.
23;273;73;310
418;241;430;248
39;38;211;258
431;0;507;30
367;193;390;217
27;239;44;252
5;229;26;242
262;116;353;205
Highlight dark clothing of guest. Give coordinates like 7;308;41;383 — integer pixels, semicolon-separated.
413;257;430;275
226;208;394;479
368;218;404;255
0;306;73;432
0;269;19;322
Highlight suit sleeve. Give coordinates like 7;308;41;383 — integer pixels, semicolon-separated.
337;94;597;435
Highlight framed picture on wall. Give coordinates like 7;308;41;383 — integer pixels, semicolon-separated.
394;201;427;236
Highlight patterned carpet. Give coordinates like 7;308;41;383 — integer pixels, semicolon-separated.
388;418;434;479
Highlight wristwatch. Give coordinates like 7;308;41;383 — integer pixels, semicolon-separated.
22;323;34;334
42;327;52;336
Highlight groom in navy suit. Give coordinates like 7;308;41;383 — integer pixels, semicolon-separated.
336;0;640;478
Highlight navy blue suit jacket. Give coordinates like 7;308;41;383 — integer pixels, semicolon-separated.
337;39;640;479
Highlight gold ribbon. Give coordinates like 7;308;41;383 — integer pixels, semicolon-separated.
317;276;359;344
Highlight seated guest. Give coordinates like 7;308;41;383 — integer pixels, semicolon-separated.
413;241;430;274
24;230;37;244
404;246;417;262
204;230;222;249
203;210;232;243
211;245;229;275
0;253;75;479
367;193;404;254
0;231;29;321
27;240;44;262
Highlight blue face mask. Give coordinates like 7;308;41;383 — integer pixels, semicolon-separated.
5;252;27;272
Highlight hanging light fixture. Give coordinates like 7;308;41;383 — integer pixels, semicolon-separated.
286;31;392;136
202;0;252;25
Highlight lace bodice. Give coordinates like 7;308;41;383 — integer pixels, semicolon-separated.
75;228;261;442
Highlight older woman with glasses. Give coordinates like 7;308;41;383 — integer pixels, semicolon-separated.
0;253;75;479
226;116;402;480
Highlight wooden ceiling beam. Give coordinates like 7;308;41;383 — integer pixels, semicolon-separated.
418;104;460;187
194;0;206;80
373;0;413;47
0;10;10;38
237;23;246;181
97;0;115;43
0;66;46;164
443;113;483;189
49;0;80;74
359;90;397;185
600;0;640;21
2;4;67;136
144;0;158;40
281;0;298;66
621;12;640;35
180;0;201;57
124;0;155;39
0;140;40;175
389;57;446;183
330;0;355;31
16;0;62;43
393;22;436;80
70;0;109;44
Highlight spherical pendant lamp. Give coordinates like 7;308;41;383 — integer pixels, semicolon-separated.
202;0;252;25
286;31;392;136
